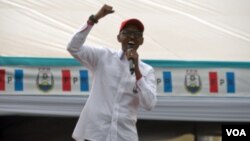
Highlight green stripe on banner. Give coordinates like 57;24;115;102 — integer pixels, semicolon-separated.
1;56;250;68
0;57;80;66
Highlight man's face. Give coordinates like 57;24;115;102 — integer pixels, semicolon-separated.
117;24;144;52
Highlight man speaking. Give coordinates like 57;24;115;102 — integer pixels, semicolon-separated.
67;4;157;141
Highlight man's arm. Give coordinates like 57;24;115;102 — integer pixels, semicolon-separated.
67;4;114;71
137;68;157;111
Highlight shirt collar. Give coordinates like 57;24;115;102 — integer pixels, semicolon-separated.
119;50;125;60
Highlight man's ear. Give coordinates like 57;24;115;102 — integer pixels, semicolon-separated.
117;34;121;43
139;37;144;45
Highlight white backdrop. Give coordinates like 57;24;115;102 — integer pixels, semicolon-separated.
1;0;250;61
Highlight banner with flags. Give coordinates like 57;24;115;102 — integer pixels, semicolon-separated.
0;66;90;95
154;68;249;96
0;65;250;96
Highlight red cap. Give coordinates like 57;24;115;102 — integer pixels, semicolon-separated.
119;18;144;32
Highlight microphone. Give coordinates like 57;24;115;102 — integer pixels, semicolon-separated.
127;42;135;75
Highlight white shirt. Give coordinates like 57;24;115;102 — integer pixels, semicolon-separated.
67;23;157;141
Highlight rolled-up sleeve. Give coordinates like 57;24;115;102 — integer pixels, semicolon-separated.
136;69;157;111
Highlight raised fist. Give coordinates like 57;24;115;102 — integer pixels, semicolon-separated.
94;4;114;20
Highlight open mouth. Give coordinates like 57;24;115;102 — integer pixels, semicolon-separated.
128;41;135;45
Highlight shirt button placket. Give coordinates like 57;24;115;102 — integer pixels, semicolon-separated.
110;70;126;141
110;104;119;141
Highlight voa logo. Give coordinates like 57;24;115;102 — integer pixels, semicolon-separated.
226;129;246;136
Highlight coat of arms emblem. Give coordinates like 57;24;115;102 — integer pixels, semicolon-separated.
185;70;201;94
36;67;54;92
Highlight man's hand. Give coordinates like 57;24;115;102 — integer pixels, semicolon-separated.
126;48;139;66
94;4;114;20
